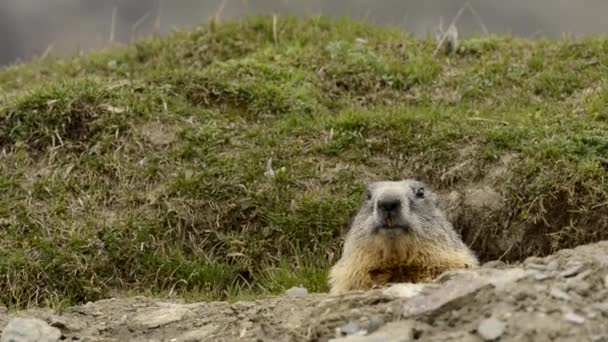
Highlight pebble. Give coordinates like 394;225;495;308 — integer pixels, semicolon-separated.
476;317;506;341
571;269;592;281
546;260;559;272
338;321;364;336
549;287;571;301
487;268;532;289
559;264;583;278
401;273;490;317
534;272;552;281
0;317;62;342
364;317;385;334
565;280;591;296
330;321;416;342
285;286;308;297
174;324;218;342
583;307;599;319
131;306;191;329
590;303;608;314
527;263;548;271
563;311;585;324
382;283;426;298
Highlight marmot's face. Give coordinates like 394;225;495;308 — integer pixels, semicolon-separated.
365;179;440;236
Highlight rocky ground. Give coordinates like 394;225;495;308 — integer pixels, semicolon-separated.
3;240;608;342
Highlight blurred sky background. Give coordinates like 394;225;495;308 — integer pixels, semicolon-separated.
2;0;608;66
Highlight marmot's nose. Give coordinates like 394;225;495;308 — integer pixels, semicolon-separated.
378;198;401;213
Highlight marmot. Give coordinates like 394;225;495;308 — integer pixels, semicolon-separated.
328;179;479;294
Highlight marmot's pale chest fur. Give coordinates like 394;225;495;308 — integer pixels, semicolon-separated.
328;179;479;294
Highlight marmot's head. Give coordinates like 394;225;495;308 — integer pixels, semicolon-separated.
356;179;449;238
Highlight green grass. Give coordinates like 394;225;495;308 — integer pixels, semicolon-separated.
1;15;608;309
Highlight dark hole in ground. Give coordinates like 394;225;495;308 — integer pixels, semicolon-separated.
447;185;608;264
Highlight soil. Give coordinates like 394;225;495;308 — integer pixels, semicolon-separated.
3;240;608;341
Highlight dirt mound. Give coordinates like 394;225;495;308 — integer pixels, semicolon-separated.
2;240;608;341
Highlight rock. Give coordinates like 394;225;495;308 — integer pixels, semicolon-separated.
491;302;516;320
526;263;548;270
549;287;571;301
486;268;532;289
534;272;552;281
482;260;507;268
330;321;416;342
546;260;559;272
337;320;363;336
0;318;62;342
174;324;219;342
590;303;608;315
285;286;308;297
476;318;506;341
131;306;191;329
365;317;385;334
571;269;592;281
559;264;583;278
48;316;85;334
565;280;591;296
563;311;585;324
401;272;491;317
382;283;426;298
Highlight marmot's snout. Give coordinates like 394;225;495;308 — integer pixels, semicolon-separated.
374;193;410;232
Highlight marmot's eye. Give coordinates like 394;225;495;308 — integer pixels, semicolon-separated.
415;187;425;198
367;190;372;200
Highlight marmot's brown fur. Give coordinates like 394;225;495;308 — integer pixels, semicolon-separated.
328;179;479;294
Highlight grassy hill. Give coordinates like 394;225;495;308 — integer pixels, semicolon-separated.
1;15;607;309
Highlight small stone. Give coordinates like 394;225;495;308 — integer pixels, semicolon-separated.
491;302;515;320
526;263;547;270
0;317;62;342
559;264;583;278
364;317;385;334
488;268;532;289
330;321;416;342
534;272;552;281
572;269;592;281
476;318;506;341
285;286;308;297
583;307;598;319
524;256;544;265
565;280;591;296
549;287;571;301
175;324;219;342
338;321;363;336
546;260;559;271
563;311;585;324
482;260;507;268
131;306;191;329
401;273;491;317
590;303;608;315
382;283;426;298
603;274;608;288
